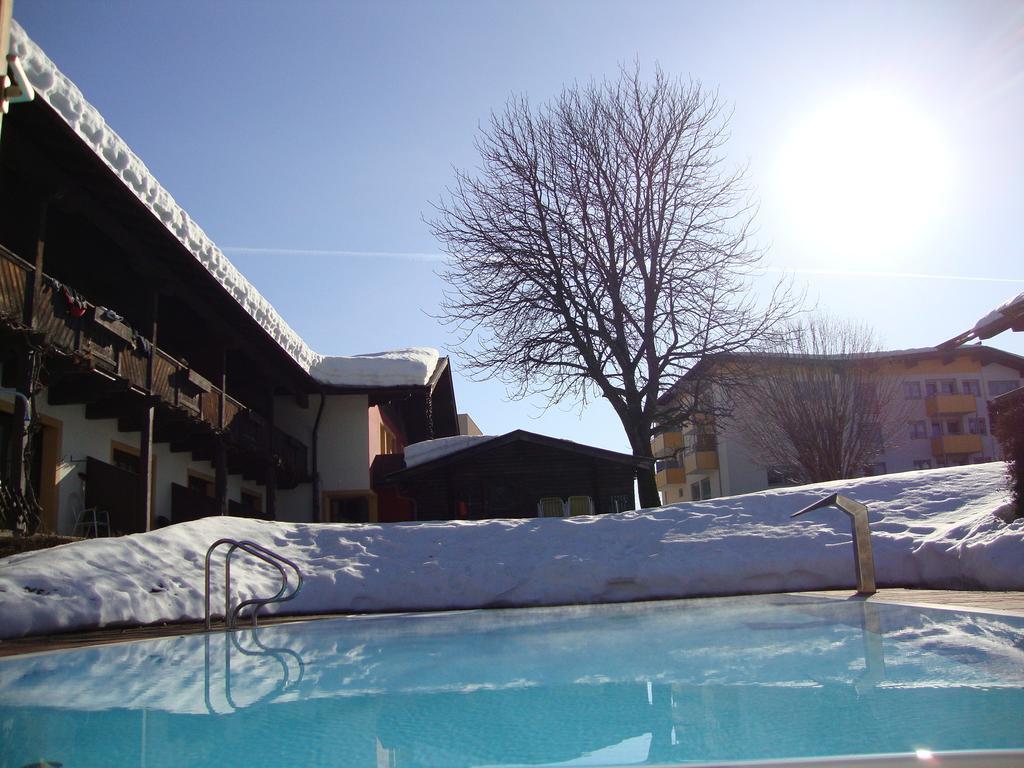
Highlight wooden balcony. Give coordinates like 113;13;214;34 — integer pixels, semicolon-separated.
925;394;977;417
651;430;683;459
931;434;983;456
683;450;719;475
656;466;685;488
0;244;308;488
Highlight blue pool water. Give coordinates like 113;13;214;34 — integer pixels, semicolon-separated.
1;594;1023;767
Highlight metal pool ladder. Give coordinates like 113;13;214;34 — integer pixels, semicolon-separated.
204;538;303;630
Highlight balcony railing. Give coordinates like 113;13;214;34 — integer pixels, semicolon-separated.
683;448;719;476
931;434;983;457
651;430;683;459
655;466;685;488
0;244;308;483
925;394;977;417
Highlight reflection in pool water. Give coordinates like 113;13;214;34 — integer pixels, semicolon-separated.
1;595;1023;767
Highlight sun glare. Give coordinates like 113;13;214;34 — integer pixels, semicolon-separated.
778;90;952;261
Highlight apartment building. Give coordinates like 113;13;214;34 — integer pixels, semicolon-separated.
653;346;1024;504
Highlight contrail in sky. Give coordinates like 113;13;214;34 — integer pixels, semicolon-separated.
222;246;445;262
222;246;1022;284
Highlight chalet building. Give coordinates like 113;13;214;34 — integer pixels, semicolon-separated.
0;23;460;535
653;346;1024;504
385;431;649;520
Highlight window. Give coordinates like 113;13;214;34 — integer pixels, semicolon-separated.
327;494;371;524
909;420;928;439
112;448;139;474
187;471;214;498
902;381;922;399
655;458;679;473
930;421;943;437
240;489;262;513
973;456;993;464
946;419;963;435
962;380;981;396
925;380;957;396
700;477;712;500
989;380;1021;397
690;482;702;501
967;416;987;435
913;459;932;470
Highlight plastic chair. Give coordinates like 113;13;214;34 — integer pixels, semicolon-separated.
537;497;565;517
73;507;111;537
566;496;594;516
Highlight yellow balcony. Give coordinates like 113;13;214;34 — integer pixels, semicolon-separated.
683;450;719;475
931;434;983;456
656;467;685;488
652;431;684;459
925;394;977;417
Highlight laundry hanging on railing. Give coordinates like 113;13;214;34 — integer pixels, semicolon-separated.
97;306;123;323
132;330;152;357
43;276;88;319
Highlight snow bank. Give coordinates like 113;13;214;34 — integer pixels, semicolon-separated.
404;434;497;467
0;463;1020;640
8;23;437;388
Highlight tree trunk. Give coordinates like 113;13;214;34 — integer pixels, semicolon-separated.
635;465;661;510
624;421;661;509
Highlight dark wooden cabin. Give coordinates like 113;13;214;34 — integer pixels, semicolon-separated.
384;430;649;521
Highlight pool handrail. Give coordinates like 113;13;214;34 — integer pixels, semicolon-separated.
204;538;304;630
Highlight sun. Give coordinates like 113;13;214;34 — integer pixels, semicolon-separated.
778;89;952;261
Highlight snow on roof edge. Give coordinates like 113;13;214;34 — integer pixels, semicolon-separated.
8;22;438;388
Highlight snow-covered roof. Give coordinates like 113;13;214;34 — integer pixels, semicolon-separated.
404;435;498;467
401;430;649;472
8;22;438;389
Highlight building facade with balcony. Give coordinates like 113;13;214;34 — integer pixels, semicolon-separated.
0;24;460;535
653;346;1024;504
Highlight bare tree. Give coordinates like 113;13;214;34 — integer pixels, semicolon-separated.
430;66;798;508
728;316;909;484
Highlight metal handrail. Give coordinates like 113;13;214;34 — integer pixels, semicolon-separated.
204;538;303;630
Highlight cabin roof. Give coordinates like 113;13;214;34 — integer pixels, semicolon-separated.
388;429;650;480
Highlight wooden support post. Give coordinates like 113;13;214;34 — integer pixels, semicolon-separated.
218;348;227;431
139;293;158;531
214;438;228;516
215;346;227;516
10;199;48;496
265;390;277;520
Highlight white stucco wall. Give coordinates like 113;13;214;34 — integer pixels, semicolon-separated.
275;393;370;522
0;387;264;535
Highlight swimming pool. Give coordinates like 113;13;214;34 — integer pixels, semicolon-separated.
1;594;1022;767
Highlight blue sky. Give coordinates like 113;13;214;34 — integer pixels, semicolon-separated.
16;1;1024;453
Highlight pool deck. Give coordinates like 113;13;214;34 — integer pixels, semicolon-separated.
1;588;1023;658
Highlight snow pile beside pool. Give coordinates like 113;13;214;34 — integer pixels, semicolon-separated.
0;463;1020;639
404;435;497;467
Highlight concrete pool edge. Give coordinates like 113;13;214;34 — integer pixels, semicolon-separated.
2;588;1023;658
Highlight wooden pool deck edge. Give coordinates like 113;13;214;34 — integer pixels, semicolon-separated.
1;588;1022;658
